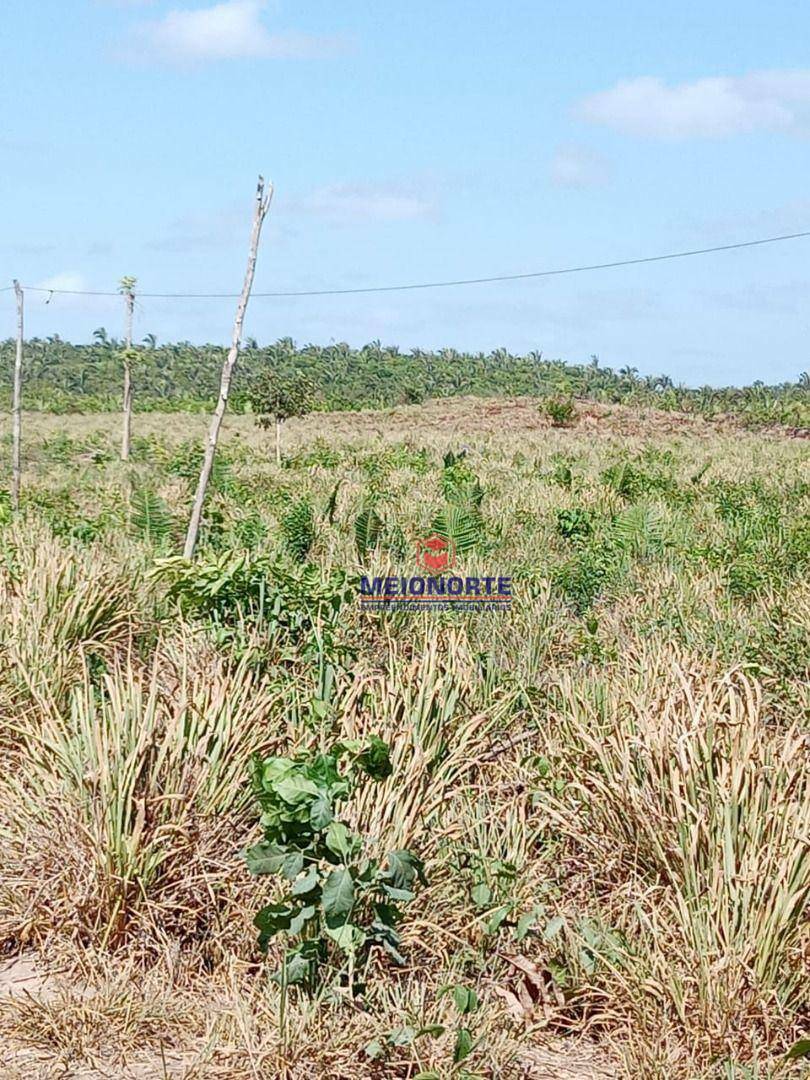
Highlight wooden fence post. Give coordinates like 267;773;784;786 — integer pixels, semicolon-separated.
11;280;24;510
120;277;136;461
183;177;273;558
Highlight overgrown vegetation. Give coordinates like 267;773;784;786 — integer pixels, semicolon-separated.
0;402;807;1078
2;335;809;426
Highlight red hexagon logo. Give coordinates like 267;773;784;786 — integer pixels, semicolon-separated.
415;534;456;573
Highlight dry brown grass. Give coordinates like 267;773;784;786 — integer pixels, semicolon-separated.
0;403;807;1078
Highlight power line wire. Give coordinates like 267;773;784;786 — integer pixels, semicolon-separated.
11;228;810;300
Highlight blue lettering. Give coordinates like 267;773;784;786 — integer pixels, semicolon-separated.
360;576;384;595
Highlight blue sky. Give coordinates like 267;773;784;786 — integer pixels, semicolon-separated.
2;0;810;385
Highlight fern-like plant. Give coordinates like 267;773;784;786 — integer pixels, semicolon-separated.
610;504;664;556
130;488;172;545
281;500;315;562
430;505;483;555
354;505;384;558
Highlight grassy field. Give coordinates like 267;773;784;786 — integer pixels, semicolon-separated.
0;398;808;1078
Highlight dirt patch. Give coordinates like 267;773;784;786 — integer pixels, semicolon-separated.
520;1042;620;1078
0;956;56;1001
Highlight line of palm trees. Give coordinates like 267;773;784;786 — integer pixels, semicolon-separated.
1;334;807;424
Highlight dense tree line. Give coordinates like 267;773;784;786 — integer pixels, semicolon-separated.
0;334;808;425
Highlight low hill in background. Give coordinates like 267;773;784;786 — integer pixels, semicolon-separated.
1;336;808;426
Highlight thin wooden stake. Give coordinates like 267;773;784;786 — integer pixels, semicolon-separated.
120;280;135;461
183;177;273;558
11;280;23;510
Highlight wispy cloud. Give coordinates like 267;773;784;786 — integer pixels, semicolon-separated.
126;0;346;64
549;143;610;188
30;272;112;314
578;70;810;138
35;272;90;294
2;241;56;257
297;183;438;224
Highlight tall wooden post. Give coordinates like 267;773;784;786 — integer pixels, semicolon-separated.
120;281;135;461
183;176;273;558
12;280;23;510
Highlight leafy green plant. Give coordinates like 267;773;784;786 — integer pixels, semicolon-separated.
602;457;676;501
244;737;424;991
229;509;268;551
727;555;767;599
786;1038;810;1061
546;458;574;488
152;554;352;659
249;370;318;464
543;396;575;427
281;499;315;562
364;1024;445;1065
250;370;317;427
553;540;618;613
442;452;484;507
324;480;341;523
354;504;384;558
431;505;484;556
610;503;665;556
129;488;173;545
168;440;232;492
283;438;342;471
439;983;480;1065
556;506;594;541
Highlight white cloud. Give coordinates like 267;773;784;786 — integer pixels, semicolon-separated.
549;144;609;188
31;272;115;314
128;0;344;64
299;183;438;224
35;272;90;294
578;70;810;138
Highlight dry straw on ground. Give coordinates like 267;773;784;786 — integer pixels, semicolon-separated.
0;400;807;1078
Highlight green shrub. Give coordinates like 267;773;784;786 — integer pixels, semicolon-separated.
556;507;595;541
543;396;576;427
441;451;484;507
153;554;352;653
553;541;618;613
244;737;423;991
